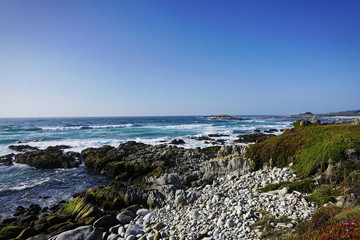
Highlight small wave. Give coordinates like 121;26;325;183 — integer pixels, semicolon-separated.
149;124;214;130
41;124;133;131
4;178;50;191
4;127;42;132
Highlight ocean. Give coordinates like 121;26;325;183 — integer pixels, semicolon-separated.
0;115;299;220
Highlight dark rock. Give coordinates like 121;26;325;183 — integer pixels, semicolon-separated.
235;133;276;143
8;144;38;152
0;154;14;166
0;225;26;240
193;136;212;141
1;217;17;225
15;146;81;169
15;205;26;212
208;134;229;137
205;115;249;121
17;213;39;226
17;227;38;239
29;204;42;212
170;139;185;145
93;215;119;228
264;129;278;133
254;129;261;132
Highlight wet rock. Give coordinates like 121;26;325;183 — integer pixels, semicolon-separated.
170;139;185;145
208;134;229;137
15;146;80;169
264;129;278;133
8;144;38;152
0;154;14;166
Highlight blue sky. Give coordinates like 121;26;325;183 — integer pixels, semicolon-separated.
0;0;359;117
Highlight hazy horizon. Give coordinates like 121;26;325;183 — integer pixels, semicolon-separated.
1;1;359;118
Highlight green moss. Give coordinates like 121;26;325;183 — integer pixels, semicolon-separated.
0;226;26;240
308;185;337;205
246;123;360;178
259;179;317;193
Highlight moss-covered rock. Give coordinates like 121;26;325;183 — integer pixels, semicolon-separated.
15;146;81;169
0;225;26;240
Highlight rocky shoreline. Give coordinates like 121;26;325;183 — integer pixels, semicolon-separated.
0;118;359;239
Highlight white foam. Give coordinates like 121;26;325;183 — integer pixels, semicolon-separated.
41;124;133;131
8;178;50;191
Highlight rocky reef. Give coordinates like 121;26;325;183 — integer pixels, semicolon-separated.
0;119;359;239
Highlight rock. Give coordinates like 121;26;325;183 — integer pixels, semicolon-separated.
278;187;289;197
124;224;144;239
136;208;150;217
8;144;38;152
353;118;360;124
93;215;119;228
155;174;182;188
235;133;275;143
48;226;102;240
189;210;200;220
208;134;229;137
298;119;321;127
264;129;278;133
147;190;165;209
16;227;38;239
126;235;136;240
15;146;81;169
205;115;249;121
225;219;235;228
116;211;135;225
152;222;166;231
0;154;14;166
170;139;185;145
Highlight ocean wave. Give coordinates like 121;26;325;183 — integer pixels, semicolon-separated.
41;124;133;131
1;178;50;192
148;124;214;130
4;127;42;132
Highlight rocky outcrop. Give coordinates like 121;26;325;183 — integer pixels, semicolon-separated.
8;144;38;152
81;141;217;183
15;146;81;169
235;133;275;143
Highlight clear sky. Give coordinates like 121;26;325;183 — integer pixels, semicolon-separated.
0;0;359;117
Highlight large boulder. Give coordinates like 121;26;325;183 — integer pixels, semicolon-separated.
48;226;102;240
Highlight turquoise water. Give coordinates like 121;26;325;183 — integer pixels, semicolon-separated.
0;115;294;220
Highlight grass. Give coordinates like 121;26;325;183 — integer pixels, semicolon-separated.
245;123;360;178
259;179;317;193
308;185;338;205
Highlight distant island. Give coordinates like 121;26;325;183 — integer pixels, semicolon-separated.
204;114;249;121
283;109;360;118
